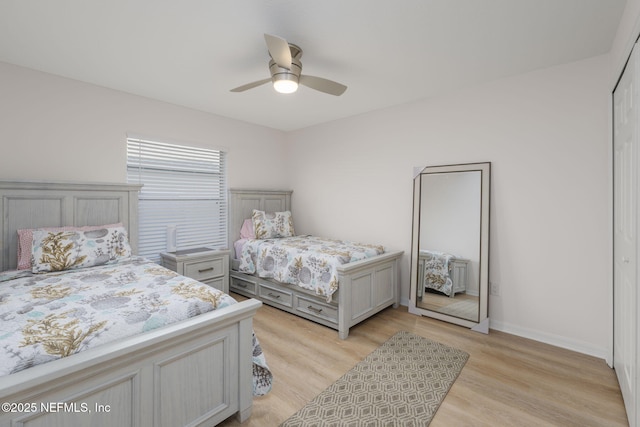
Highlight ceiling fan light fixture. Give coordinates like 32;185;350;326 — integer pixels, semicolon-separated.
273;73;299;94
230;34;346;96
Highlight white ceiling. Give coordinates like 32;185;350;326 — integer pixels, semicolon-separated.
0;0;627;131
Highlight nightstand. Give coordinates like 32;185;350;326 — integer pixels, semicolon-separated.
160;248;230;294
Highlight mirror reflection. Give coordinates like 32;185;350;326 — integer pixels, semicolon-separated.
416;171;481;322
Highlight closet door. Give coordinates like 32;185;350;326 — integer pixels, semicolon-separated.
614;41;639;427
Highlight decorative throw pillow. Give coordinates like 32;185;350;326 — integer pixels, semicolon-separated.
31;224;132;273
251;210;295;239
240;218;256;239
17;223;122;270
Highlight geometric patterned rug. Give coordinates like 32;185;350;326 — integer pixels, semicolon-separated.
280;331;469;426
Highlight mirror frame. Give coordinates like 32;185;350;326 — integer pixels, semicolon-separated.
408;162;491;333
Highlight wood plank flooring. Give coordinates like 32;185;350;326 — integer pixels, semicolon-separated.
219;295;628;427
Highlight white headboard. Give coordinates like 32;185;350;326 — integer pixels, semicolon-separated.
228;189;292;250
0;181;142;271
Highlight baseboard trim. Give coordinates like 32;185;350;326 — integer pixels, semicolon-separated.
399;301;609;360
489;319;608;360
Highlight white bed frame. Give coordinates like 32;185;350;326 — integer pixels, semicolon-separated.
0;180;260;427
228;189;403;339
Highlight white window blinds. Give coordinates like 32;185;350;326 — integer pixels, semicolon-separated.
126;137;227;262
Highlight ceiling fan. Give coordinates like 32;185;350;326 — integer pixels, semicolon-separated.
230;34;347;96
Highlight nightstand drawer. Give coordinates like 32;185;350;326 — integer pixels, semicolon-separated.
202;277;226;293
160;249;230;296
184;258;224;281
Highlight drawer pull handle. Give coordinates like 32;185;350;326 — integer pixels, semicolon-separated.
198;267;214;273
268;292;281;299
307;305;323;314
235;282;248;288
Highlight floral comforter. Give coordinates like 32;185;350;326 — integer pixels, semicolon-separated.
0;256;272;396
238;235;385;302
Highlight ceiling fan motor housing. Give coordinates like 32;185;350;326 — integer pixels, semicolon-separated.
269;44;302;85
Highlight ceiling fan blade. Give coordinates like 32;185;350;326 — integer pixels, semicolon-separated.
264;33;292;70
230;78;271;92
299;75;347;96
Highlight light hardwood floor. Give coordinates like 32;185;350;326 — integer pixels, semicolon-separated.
220;295;628;427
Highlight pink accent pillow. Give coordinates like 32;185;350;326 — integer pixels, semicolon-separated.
17;223;123;270
240;219;255;239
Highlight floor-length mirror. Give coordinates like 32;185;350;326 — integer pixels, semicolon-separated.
409;162;490;332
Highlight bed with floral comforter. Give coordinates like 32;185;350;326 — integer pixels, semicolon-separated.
421;250;455;296
238;235;385;302
0;256;272;396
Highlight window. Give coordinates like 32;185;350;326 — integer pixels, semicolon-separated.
126;137;227;262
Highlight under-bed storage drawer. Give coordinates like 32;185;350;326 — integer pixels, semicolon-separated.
295;295;338;324
258;283;293;307
230;276;257;295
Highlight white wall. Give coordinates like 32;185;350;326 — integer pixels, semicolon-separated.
286;54;610;357
0;52;614;358
0;61;288;189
